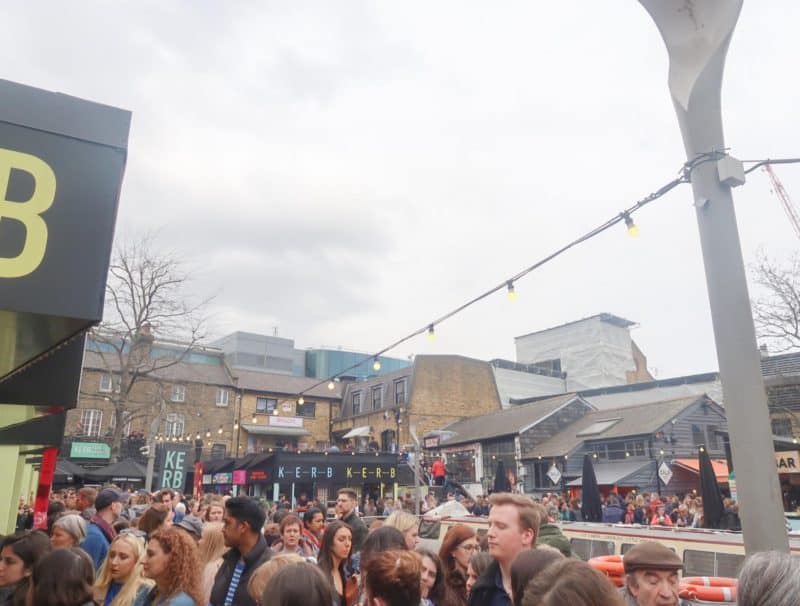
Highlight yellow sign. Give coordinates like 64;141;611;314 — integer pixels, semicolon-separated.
775;451;800;474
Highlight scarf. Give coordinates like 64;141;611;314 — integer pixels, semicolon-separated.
90;513;117;543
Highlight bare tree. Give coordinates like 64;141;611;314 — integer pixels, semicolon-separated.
87;234;210;461
751;251;800;353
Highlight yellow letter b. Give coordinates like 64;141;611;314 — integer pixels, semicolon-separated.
0;149;56;278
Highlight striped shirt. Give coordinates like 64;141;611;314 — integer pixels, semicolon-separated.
224;561;246;606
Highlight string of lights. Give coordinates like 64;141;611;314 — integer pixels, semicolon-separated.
297;154;800;400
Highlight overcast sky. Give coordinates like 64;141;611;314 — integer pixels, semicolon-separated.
4;2;799;378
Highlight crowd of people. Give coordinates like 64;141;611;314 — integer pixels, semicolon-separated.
1;484;796;606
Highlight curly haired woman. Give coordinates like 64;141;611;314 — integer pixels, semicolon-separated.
134;527;201;606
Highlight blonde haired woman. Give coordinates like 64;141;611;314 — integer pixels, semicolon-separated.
198;522;226;605
384;510;420;550
94;533;153;606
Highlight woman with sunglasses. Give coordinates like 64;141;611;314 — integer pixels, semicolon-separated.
94;533;153;606
438;524;478;606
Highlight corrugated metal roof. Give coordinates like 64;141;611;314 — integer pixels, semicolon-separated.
526;396;708;458
761;351;800;377
436;393;584;446
566;460;651;486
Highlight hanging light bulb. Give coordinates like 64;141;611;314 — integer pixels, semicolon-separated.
205;429;211;438
298;396;304;405
506;281;517;301
196;432;201;440
218;425;223;434
252;413;258;423
623;213;640;237
372;358;381;371
233;420;239;430
328;380;335;390
427;324;436;342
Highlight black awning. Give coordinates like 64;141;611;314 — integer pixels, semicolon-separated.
0;411;66;446
86;458;148;482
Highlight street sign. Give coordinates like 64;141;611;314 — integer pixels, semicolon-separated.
658;462;673;486
547;464;562;485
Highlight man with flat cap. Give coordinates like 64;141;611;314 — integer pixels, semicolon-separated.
621;541;690;606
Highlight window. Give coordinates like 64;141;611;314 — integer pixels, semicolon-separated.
569;539;614;560
99;374;113;393
706;425;720;450
691;424;705;447
171;385;186;403
80;409;103;437
772;418;793;437
372;386;383;410
394;379;407;405
683;550;744;577
297;401;316;418
216;389;229;407
352;392;362;416
256;397;277;415
577;419;622;437
165;413;185;437
109;411;132;437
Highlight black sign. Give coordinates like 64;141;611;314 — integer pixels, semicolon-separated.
274;462;397;482
159;445;191;491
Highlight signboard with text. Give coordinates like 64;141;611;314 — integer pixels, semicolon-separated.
158;445;190;491
776;451;800;474
70;442;111;459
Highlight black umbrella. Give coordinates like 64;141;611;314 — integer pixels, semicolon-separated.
493;459;511;493
580;454;603;523
698;446;725;529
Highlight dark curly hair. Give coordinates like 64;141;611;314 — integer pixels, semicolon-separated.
147;527;202;605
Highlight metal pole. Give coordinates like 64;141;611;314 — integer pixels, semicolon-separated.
144;415;159;493
640;0;788;553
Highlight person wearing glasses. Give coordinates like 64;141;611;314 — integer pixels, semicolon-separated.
438;525;479;606
94;533;153;606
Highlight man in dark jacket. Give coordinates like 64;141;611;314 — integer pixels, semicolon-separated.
468;493;540;606
336;488;368;553
210;496;271;606
534;505;572;557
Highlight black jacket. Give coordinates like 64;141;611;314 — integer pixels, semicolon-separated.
210;534;271;606
342;510;368;553
467;559;510;606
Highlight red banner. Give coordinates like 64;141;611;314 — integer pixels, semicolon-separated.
33;447;58;530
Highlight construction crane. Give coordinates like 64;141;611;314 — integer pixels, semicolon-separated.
763;163;800;240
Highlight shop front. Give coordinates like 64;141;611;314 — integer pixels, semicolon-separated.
776;450;800;510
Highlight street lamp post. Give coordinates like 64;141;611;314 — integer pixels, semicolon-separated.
640;0;788;552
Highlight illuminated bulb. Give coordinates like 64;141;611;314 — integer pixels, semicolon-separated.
195;432;201;440
234;420;239;430
206;429;211;438
298;396;305;405
373;358;381;371
506;281;517;301
624;214;640;238
699;446;705;453
252;414;258;423
625;452;630;458
427;324;436;342
218;425;223;434
328;380;335;390
659;449;664;456
272;407;278;415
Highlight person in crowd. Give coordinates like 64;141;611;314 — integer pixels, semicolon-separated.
156;490;174;511
301;507;325;556
47;501;67;536
509;547;563;606
363;550;421;606
465;552;492;600
736;550;800;606
384;511;420;550
417;547;450;606
382;498;395;516
260;562;333;606
431;458;447;487
358;526;407;583
620;541;687;606
28;547;96;606
173;503;186;525
94;533;152;606
335;489;368;554
197;522;226;606
51;514;88;549
138;505;173;539
438;524;478;606
203;500;224;524
82;489;123;570
633;495;648;525
672;504;691;528
77;487;98;522
650;504;673;527
135;527;201;606
246;553;304;606
0;530;51;606
521;559;624;606
64;490;78;511
559;501;576;522
534;505;571;558
317;520;356;606
602;494;624;524
210;497;271;606
271;514;315;559
174;516;202;544
690;499;704;528
362;498;378;517
468;493;540;606
623;503;637;525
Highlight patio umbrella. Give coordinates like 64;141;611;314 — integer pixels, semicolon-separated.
580;454;603;523
698;446;725;528
493;459;511;493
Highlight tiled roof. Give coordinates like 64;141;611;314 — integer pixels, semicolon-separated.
339;367;412;418
83;351;234;386
235;369;343;399
435;393;584;446
761;351;800;377
526;395;708;458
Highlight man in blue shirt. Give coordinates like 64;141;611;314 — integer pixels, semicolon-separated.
80;488;122;569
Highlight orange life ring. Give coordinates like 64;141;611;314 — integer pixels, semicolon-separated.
588;555;625;576
679;577;737;602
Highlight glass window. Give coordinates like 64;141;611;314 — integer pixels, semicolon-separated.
80;409;103;437
171;385;186;402
109;411;131;437
691;424;705;447
297;401;316;418
570;539;614;560
256;397;277;415
216;389;229;407
706;425;720;450
372;386;383;410
772;418;792;437
165;413;185;437
683;550;744;577
352;392;361;415
99;374;113;393
394;379;407;405
577;419;622;437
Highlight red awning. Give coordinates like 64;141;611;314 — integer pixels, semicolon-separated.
671;458;729;483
